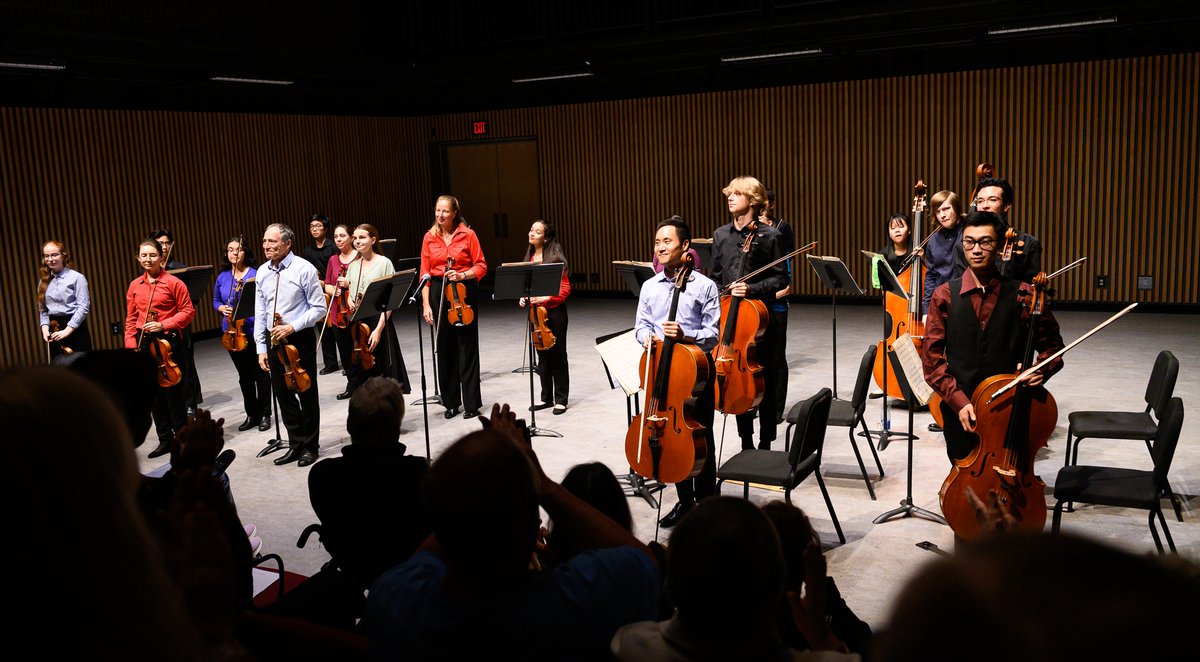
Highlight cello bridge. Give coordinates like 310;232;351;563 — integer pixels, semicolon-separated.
993;466;1016;478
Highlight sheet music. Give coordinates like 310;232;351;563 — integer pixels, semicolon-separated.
891;333;933;405
594;329;646;397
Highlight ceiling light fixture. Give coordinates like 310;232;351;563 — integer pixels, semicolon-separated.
988;16;1117;36
512;72;594;83
720;48;822;63
0;60;65;71
210;76;294;86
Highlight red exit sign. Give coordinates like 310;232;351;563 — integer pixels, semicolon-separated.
472;120;488;135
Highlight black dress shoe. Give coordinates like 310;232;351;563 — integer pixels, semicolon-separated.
147;442;171;459
258;415;271;432
463;409;481;419
336;389;353;400
237;417;258;432
928;423;943;432
273;447;302;466
319;365;340;375
659;501;693;528
297;448;319;467
529;402;554;412
444;407;461;419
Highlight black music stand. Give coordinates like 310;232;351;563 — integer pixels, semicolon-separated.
873;348;947;526
690;238;712;274
493;262;566;439
596;328;666;509
861;251;918;451
613;261;656;295
378;239;397;261
807;255;864;398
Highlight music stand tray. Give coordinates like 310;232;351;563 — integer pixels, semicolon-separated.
612;261;656;298
169;265;215;306
493;262;566;438
229;278;257;322
350;270;416;324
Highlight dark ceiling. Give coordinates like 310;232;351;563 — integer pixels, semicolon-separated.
1;1;1196;116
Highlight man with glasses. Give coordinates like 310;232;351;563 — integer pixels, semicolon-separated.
953;177;1042;284
922;211;1064;462
151;228;201;414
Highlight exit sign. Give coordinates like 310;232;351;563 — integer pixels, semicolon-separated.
472;120;488;135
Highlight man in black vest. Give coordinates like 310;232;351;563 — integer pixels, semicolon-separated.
922;211;1064;461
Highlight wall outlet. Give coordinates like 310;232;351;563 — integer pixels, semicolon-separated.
110;322;121;335
590;272;599;284
1095;275;1108;289
1137;275;1154;291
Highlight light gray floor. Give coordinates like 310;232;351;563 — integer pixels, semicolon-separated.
138;298;1200;629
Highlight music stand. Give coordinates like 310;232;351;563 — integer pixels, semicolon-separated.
613;261;656;295
168;265;214;306
873;348;947;525
378;239;397;261
690;238;712;273
861;251;918;451
806;255;864;398
493;262;566;438
596;328;666;509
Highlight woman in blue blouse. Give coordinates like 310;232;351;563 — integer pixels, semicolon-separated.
38;239;92;359
213;236;271;432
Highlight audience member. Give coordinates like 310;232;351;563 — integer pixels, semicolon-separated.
365;404;660;659
68;348;158;445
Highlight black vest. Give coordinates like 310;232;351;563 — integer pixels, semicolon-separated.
946;275;1028;399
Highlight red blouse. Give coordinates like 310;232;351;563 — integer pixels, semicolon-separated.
420;224;487;281
125;271;195;348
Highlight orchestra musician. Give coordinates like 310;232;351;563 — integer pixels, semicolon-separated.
151;228;201;414
636;216;720;528
922;211;1064;462
953;177;1043;284
519;219;571;415
880;212;914;276
303;213;342;376
125;239;195;458
213;236;271;432
325;223;360;399
255;223;327;467
420;195;487;420
710;176;789;451
921;190;965;315
759;187;794;424
38;239;92;359
336;223;411;398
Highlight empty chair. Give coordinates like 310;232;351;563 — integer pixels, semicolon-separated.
810;344;885;499
717;388;844;543
1052;397;1185;553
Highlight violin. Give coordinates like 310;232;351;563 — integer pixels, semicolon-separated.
939;273;1056;539
529;302;556;351
47;320;74;357
272;312;312;393
333;262;351;328
873;180;928;397
350;293;377;370
141;309;183;388
712;221;767;415
221;277;249;352
625;254;708;484
444;257;475;327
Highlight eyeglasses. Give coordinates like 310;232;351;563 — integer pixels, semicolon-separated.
973;196;1003;206
961;237;997;251
310;223;325;228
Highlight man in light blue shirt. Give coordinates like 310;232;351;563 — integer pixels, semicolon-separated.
633;216;720;528
255;223;327;467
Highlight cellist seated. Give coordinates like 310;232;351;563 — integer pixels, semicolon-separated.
921;210;1065;462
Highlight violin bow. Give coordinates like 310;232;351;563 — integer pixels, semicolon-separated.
719;241;818;294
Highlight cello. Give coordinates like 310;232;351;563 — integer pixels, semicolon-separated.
625;254;708;484
712;222;768;415
873;180;928;397
221;277;249;352
444;257;475;327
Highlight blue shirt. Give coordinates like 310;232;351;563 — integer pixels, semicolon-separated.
922;226;962;314
40;267;90;328
253;251;327;354
634;269;720;352
212;267;258;332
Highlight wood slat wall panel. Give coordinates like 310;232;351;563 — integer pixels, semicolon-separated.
2;54;1196;366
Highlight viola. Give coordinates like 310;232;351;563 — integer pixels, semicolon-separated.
47;320;74;356
350;293;377;370
444;257;475;327
272;312;311;393
873;180;928;397
221;277;249;352
625;253;708;484
530;302;555;350
141;309;182;388
939;273;1055;539
712;221;767;415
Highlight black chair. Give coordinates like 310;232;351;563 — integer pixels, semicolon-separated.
1065;349;1180;519
717;388;844;543
1052;397;1184;554
809;344;884;499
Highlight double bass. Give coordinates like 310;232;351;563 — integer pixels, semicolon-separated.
712;222;768;415
938;273;1056;539
873;180;928;397
625;254;708;484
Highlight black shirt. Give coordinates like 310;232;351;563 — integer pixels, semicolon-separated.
710;220;789;301
303;242;337;282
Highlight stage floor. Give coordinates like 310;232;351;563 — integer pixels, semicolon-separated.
138;297;1200;628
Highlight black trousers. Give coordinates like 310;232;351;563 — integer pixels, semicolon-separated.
317;318;340;370
228;342;270;420
437;312;483;412
534;305;569;406
269;328;321;451
771;307;789;421
146;332;189;447
48;314;92;359
675;357;717;505
343;315;412;394
939;399;978;463
333;324;359;394
736;314;778;449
